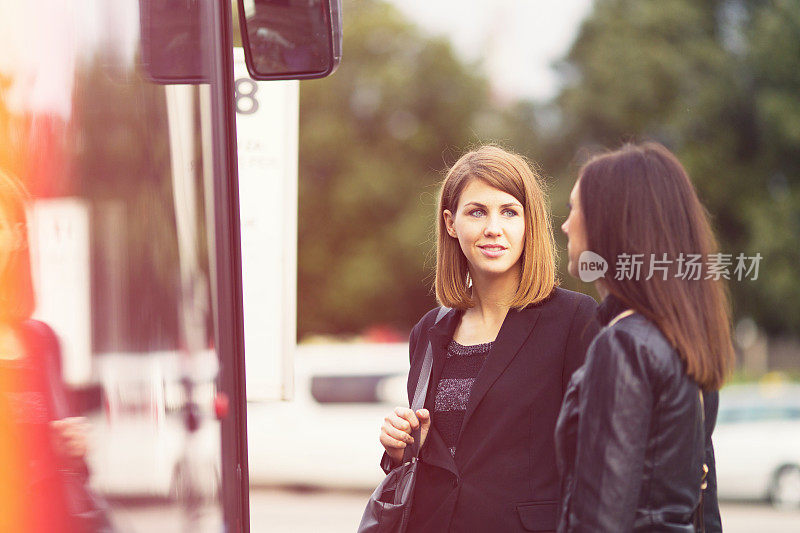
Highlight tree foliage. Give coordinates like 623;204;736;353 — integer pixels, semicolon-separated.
297;0;800;338
554;0;800;334
297;0;501;337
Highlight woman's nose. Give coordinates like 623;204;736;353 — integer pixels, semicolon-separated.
484;215;502;236
561;219;568;235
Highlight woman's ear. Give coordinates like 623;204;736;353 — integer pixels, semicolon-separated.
443;210;457;238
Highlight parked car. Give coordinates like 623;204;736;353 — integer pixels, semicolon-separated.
714;382;800;508
87;352;220;500
246;343;408;490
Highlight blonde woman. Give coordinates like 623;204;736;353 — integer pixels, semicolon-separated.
0;170;99;532
377;146;598;532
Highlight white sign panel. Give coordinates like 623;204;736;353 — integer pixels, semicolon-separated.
27;198;92;385
234;48;298;401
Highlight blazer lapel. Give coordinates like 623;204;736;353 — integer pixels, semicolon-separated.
455;306;542;445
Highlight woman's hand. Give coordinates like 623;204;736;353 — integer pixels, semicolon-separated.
50;417;89;460
379;407;431;466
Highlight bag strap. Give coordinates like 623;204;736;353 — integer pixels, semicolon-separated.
403;306;450;463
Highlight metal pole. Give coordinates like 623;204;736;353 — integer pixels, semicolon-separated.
208;0;251;530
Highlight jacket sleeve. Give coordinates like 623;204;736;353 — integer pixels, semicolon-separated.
702;390;722;532
380;320;423;474
561;296;600;393
567;328;653;532
26;320;73;419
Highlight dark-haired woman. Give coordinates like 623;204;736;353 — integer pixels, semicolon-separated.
557;142;729;532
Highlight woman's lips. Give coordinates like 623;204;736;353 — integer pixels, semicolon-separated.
478;245;507;258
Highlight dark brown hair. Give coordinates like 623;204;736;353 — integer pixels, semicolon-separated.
579;142;733;390
435;145;556;309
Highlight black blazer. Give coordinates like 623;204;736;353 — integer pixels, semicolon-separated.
386;287;599;533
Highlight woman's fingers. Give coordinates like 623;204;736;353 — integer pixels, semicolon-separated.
380;406;430;460
392;406;419;431
382;421;414;444
387;413;412;434
416;409;431;446
50;417;90;458
379;428;408;449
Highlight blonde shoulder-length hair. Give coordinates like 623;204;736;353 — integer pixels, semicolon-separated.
0;168;34;322
435;145;557;309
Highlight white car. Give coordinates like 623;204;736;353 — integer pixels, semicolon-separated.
713;382;800;508
246;343;409;490
87;352;221;500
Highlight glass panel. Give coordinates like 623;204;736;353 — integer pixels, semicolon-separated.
0;2;226;531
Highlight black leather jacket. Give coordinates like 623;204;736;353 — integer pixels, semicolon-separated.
556;295;721;532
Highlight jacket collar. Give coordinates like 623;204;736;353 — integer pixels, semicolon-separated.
427;307;461;351
597;293;629;326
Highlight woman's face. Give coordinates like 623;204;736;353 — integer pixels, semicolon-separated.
443;179;525;280
561;179;588;279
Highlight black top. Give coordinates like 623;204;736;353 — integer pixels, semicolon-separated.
433;340;493;456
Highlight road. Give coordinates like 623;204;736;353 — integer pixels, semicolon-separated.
249;489;800;532
107;487;800;532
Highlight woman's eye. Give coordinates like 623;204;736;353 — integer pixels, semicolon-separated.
503;209;519;217
469;209;485;217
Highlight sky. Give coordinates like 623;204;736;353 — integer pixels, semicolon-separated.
386;0;594;102
0;0;594;112
0;0;140;118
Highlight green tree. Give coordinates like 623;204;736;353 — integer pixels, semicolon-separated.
553;0;800;334
297;0;501;338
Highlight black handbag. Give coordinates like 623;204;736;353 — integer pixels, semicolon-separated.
357;307;449;533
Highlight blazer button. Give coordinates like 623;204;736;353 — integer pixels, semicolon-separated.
452;477;459;488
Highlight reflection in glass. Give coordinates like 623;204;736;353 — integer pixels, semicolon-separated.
140;0;211;83
0;169;114;532
1;1;225;531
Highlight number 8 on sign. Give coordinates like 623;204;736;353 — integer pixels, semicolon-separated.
235;78;259;115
